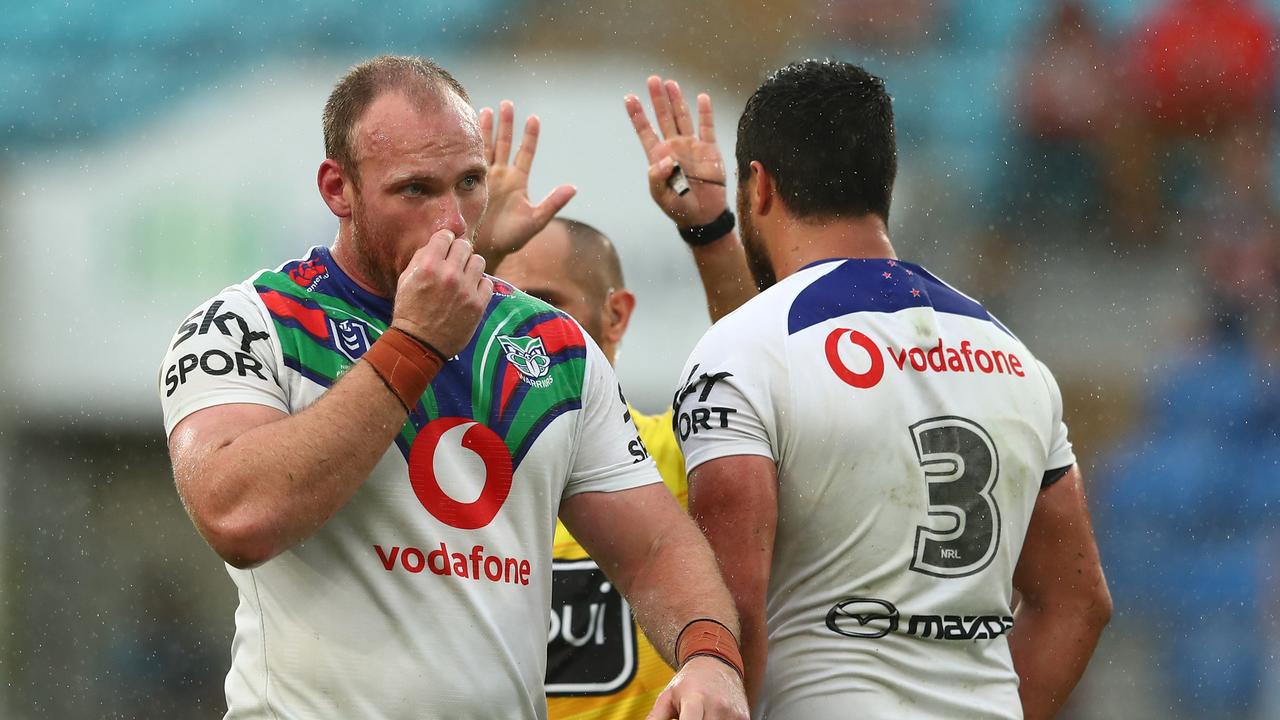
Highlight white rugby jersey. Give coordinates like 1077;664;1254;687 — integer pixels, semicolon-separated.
159;246;659;720
676;258;1074;719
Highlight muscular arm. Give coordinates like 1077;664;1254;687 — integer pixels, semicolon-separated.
169;363;407;568
562;481;749;719
166;230;489;569
560;481;740;664
1009;465;1112;719
686;455;777;707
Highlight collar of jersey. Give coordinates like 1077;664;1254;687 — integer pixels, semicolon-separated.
798;257;920;272
311;245;395;321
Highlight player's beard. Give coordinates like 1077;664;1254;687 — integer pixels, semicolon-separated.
348;191;403;299
737;187;777;292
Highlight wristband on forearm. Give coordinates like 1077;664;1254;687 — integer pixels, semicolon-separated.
675;618;745;680
678;209;736;247
363;327;447;413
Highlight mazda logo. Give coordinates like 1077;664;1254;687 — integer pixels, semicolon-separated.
825;597;900;639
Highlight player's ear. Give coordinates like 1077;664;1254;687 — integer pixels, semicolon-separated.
318;159;354;218
749;160;774;216
602;288;636;347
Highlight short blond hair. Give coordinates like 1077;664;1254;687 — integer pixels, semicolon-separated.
322;55;469;183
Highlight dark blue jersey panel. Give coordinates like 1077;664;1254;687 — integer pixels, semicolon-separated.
787;258;1010;337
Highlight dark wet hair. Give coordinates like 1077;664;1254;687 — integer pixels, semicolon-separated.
736;59;897;221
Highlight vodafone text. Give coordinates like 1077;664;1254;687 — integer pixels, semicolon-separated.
374;543;531;586
826;328;1025;389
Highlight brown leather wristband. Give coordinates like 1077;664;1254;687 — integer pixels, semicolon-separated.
675;618;745;680
363;327;446;413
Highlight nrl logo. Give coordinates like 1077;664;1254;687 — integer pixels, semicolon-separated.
498;335;553;388
330;317;372;362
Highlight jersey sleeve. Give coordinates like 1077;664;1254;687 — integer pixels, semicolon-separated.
158;287;288;438
674;324;777;474
1036;359;1076;486
563;336;663;498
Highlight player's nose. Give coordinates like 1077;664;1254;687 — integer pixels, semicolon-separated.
434;195;468;239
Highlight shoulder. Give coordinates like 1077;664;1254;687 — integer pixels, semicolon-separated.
165;280;274;355
702;260;842;345
248;248;389;332
685;267;827;375
463;278;598;432
631;407;687;502
174;247;359;341
486;277;587;346
482;276;594;379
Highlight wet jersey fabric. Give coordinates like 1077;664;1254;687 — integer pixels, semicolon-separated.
547;407;686;720
159;246;660;720
674;258;1075;720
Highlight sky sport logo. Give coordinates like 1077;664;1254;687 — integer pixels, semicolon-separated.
824;328;1027;389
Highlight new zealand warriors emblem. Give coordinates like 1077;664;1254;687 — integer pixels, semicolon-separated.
331;317;372;361
498;335;553;388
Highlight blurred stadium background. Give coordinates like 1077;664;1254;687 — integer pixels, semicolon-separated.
3;0;1279;717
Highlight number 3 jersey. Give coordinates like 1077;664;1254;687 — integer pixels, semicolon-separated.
675;258;1075;720
158;246;660;720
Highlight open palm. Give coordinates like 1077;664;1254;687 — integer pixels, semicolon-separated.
625;76;728;228
474;100;576;266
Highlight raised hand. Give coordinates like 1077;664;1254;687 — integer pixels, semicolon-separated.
625;76;728;228
391;229;493;358
474;101;577;266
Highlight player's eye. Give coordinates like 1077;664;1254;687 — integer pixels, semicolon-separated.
402;182;426;197
459;174;482;191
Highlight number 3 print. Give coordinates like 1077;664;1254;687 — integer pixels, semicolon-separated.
908;416;1001;578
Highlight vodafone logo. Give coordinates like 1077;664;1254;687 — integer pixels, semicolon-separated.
408;417;513;530
825;327;1026;389
825;329;885;388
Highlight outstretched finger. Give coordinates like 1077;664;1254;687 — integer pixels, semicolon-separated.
666;80;694;136
697;93;716;143
493;100;515;167
478;107;495;166
512;115;540;174
647;75;678;138
530;184;577;228
625;94;662;160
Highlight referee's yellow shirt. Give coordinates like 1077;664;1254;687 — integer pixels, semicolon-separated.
547;407;686;720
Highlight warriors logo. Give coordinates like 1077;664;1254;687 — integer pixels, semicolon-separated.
498;335;553;388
